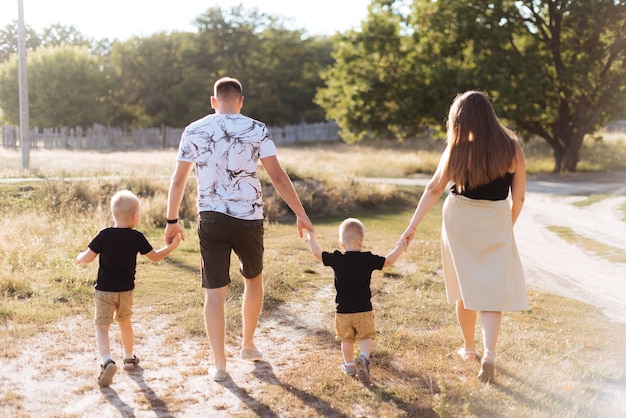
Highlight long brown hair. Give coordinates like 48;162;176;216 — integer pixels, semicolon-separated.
444;91;519;191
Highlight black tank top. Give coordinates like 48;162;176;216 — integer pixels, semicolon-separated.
451;172;513;201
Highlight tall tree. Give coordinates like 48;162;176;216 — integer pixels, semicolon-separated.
108;32;194;128
318;0;626;171
412;0;626;172
251;28;334;125
0;45;109;128
316;1;420;142
39;23;92;48
190;6;333;126
0;21;40;63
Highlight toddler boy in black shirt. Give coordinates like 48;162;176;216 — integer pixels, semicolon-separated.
305;218;406;383
76;190;181;386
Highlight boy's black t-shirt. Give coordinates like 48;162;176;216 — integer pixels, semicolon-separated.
322;250;385;314
88;227;153;292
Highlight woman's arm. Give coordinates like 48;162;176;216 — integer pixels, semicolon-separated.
402;147;450;244
510;144;526;226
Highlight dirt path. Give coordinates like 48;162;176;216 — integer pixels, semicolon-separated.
517;172;626;324
2;172;625;416
1;283;337;417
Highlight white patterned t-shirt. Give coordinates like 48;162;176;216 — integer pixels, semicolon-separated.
177;113;277;220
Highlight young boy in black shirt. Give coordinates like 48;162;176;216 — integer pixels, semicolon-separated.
77;190;180;386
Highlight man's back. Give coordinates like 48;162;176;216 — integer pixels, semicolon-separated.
177;114;277;220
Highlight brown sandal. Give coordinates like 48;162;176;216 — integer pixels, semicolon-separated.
98;359;117;386
123;355;140;370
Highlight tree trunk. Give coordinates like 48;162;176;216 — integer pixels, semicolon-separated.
551;132;584;172
552;146;564;173
562;148;579;172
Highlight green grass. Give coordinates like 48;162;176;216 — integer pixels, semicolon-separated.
547;225;626;263
571;194;613;207
572;193;626;221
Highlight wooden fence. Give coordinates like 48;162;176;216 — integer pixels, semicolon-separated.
1;121;341;150
606;120;626;132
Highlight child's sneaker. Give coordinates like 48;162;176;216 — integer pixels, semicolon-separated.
98;359;117;386
341;362;356;377
123;355;140;370
355;354;370;383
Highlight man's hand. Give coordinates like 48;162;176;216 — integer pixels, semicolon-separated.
165;222;185;244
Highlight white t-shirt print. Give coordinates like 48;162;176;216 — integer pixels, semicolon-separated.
177;113;278;220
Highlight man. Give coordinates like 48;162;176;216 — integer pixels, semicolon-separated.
165;77;313;382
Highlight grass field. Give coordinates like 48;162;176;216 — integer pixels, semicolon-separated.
0;135;625;417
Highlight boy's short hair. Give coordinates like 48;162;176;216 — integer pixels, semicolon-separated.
214;77;243;100
339;218;365;246
111;190;140;221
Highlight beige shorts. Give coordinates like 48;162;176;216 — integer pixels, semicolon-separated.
335;311;375;343
94;289;134;325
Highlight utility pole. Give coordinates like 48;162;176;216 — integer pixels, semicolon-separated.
17;0;30;170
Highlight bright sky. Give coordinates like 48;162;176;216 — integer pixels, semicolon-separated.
0;0;371;40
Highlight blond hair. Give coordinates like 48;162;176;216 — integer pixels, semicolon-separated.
338;218;365;247
444;91;520;191
110;190;140;222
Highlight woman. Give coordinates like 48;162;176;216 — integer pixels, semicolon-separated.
402;90;528;383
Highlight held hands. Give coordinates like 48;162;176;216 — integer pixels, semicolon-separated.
400;225;417;248
165;222;185;245
305;230;316;242
170;232;182;248
296;214;315;239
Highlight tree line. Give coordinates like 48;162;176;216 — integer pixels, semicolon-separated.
1;1;625;172
0;6;334;130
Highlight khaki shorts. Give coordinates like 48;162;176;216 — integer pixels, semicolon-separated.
198;211;264;289
335;311;376;343
94;289;134;325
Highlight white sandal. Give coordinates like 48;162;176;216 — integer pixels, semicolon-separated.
477;350;496;383
457;348;477;361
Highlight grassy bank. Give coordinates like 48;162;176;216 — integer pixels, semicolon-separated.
1;136;625;416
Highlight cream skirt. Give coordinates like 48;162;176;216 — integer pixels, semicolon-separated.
441;194;529;311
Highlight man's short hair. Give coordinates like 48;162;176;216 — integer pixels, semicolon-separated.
214;77;243;99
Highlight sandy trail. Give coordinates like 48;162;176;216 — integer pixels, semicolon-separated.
516;174;626;323
1;172;625;416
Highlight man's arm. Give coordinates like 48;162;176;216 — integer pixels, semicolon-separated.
165;160;194;244
260;155;313;238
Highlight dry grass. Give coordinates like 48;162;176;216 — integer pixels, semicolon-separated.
522;131;626;173
1;141;626;417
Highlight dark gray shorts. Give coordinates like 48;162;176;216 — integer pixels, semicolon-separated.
197;211;264;289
